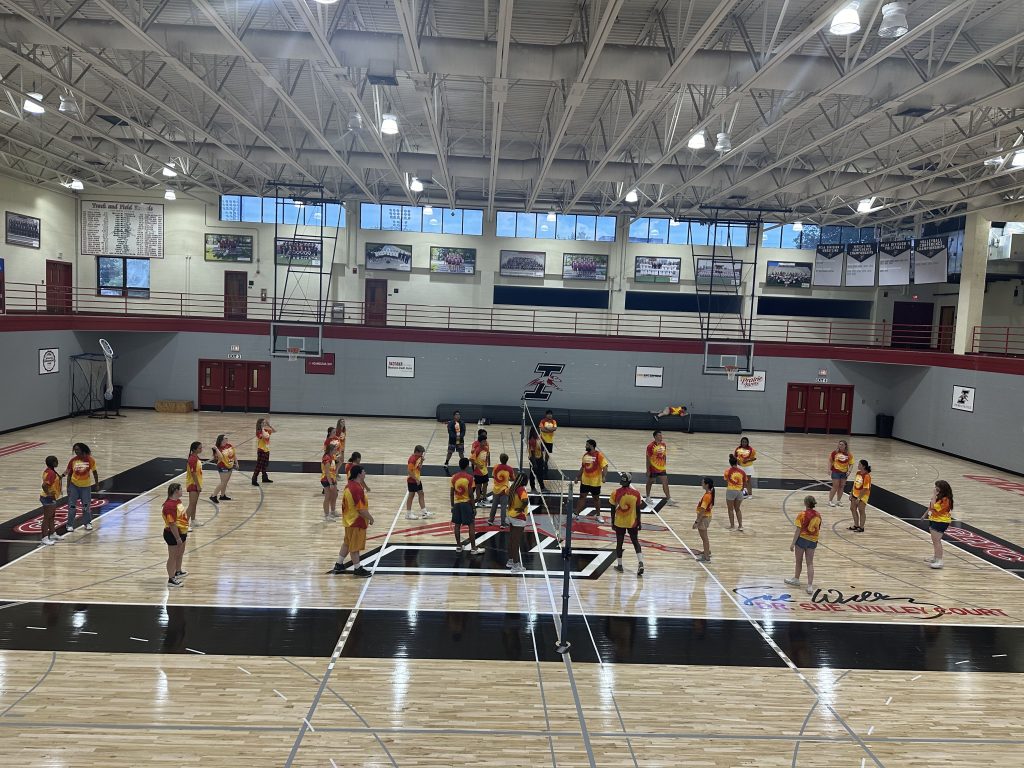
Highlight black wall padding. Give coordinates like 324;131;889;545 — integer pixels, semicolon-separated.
757;296;873;320
493;286;609;309
435;404;740;434
624;291;743;314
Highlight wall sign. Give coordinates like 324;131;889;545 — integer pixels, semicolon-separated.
524;363;564;400
634;366;664;388
81;201;164;258
386;356;415;378
736;370;767;392
6;211;41;249
951;385;975;413
305;352;336;375
38;348;59;375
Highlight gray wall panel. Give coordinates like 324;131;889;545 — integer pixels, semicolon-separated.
0;330;83;433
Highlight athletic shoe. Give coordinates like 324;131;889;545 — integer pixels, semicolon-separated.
167;578;184;588
806;585;816;594
209;495;219;505
175;570;189;578
736;526;744;532
924;558;936;565
665;499;678;507
262;477;273;484
828;500;837;507
487;518;495;525
643;497;653;507
614;563;624;572
506;559;514;568
637;564;645;575
470;547;484;555
511;563;526;574
61;527;74;537
329;563;349;574
40;536;55;546
47;535;59;544
352;567;371;578
697;554;711;563
251;480;259;487
84;523;93;531
186;525;193;533
405;512;419;520
195;521;205;527
421;510;432;518
784;578;801;587
455;544;464;553
220;496;232;501
929;560;944;569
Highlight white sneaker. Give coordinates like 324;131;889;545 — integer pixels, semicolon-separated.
195;521;205;527
511;563;526;574
61;527;74;537
84;523;94;531
506;559;514;568
643;497;653;507
470;547;484;555
828;500;837;507
186;525;193;533
929;560;944;569
923;557;936;564
665;498;678;507
47;535;59;544
784;578;801;586
405;512;418;520
40;536;54;546
806;585;816;594
420;510;432;518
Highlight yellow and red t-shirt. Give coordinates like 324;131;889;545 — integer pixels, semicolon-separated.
852;471;871;501
609;486;642;528
407;453;423;483
42;468;61;500
332;431;346;455
795;508;822;542
696;490;713;518
539;418;557;446
508;486;530;521
492;463;514;493
724;466;747;491
257;428;271;453
471;441;490;477
830;450;853;473
646;441;667;473
929;497;952;523
162;498;188;533
66;455;96;488
451;471;475;504
580;450;608;487
344;461;359;482
186;454;203;492
217;443;235;470
342;481;368;528
734;445;756;467
321;454;338;484
528;437;543;460
668;405;686;416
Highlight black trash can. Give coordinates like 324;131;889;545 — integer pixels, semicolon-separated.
875;414;894;438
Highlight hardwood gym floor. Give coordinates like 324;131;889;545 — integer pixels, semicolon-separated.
0;411;1021;766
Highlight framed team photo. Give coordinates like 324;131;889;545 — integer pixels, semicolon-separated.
204;233;254;262
6;211;41;249
275;238;322;267
366;242;413;272
429;246;476;274
634;256;680;284
766;260;813;288
695;257;742;287
562;253;608;281
499;250;545;278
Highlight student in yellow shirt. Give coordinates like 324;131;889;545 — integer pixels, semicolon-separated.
488;453;515;528
252;417;276;487
471;430;490;507
693;478;715;562
848;460;871;533
39;455;61;545
321;443;340;522
723;455;748;532
609;473;644;575
450;457;482;554
923;480;954;570
405;444;429;521
506;474;531;574
786;496;821;594
644;430;676;507
827;440;853;507
539;411;558;473
63;442;99;534
575;439;608;523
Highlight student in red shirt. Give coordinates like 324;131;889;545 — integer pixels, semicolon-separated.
488;453;515;528
39;455;61;545
345;452;372;493
252;417;275;486
161;482;189;588
329;466;374;577
450;457;481;554
63;442;99;534
405;445;429;520
644;430;676;507
185;441;204;531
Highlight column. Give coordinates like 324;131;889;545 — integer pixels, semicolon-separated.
952;212;989;355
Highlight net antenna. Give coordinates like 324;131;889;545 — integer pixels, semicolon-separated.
98;338;115;399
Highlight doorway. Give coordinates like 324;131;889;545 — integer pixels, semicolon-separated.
365;278;388;326
45;260;72;314
937;305;956;353
224;271;248;320
785;383;855;434
197;359;270;412
891;300;934;349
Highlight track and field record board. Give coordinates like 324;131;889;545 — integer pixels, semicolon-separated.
81;201;164;258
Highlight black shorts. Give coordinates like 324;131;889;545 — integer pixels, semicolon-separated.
647;470;666;478
320;479;335;488
542;441;554;453
474;475;489;487
579;483;601;495
407;480;423;493
929;521;950;533
163;529;186;546
451;502;476;525
447;442;465;453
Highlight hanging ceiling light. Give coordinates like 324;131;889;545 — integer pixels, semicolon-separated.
878;3;909;38
23;91;45;114
687;131;706;150
984;155;1005;168
422;204;433;215
58;94;79;114
792;221;804;232
164;189;176;201
380;113;399;135
829;1;861;36
714;132;732;153
624;188;639;203
161;162;177;178
409;176;424;193
1011;150;1024;169
312;0;339;4
547;211;557;222
61;178;84;191
857;197;877;213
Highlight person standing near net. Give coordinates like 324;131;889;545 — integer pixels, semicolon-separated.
63;443;99;534
450;457;482;554
506;473;531;574
575;439;608;523
488;453;514;528
252;417;275;486
539;410;558;472
210;434;235;504
527;427;548;493
609;473;644;575
644;430;676;507
471;429;490;507
444;410;466;472
185;441;204;531
330;465;374;577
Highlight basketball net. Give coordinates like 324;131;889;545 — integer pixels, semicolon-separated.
724;365;737;381
287;346;301;362
99;338;114;399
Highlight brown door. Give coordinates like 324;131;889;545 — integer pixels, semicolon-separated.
784;384;808;432
806;384;829;432
365;278;388;326
223;361;247;410
891;300;934;349
45;260;72;314
224;271;248;320
826;385;854;434
198;360;225;411
247;362;271;411
937;306;956;353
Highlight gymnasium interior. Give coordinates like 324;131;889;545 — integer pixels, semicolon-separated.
1;0;1024;766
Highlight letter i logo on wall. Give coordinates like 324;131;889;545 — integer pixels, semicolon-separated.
524;363;565;401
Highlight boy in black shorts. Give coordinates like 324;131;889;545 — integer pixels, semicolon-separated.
450;457;482;554
444;410;466;472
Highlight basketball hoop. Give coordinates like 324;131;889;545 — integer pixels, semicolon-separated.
724;364;738;381
287;346;301;362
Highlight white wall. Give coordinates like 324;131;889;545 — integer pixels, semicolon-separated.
0;175;77;298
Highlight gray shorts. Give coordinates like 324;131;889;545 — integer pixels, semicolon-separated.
726;489;743;501
508;516;528;528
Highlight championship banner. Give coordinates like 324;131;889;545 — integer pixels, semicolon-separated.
913;237;949;285
845;243;877;286
812;244;844;287
878;240;912;286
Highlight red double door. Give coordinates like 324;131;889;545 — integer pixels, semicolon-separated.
785;383;854;434
198;360;270;412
